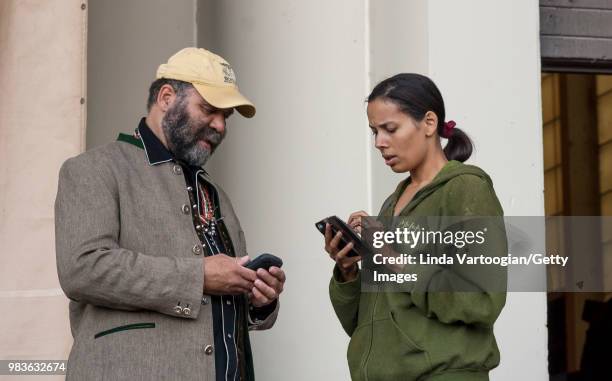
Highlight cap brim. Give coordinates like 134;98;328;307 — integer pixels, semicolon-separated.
192;83;256;118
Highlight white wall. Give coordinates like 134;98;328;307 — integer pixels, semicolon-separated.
87;0;197;148
198;1;369;379
369;0;429;210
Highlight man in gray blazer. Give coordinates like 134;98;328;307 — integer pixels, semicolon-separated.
55;48;285;381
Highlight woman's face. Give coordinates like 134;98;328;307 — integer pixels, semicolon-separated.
367;98;432;173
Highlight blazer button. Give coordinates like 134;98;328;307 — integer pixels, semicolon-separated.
181;204;190;214
183;307;191;316
192;244;202;255
172;164;183;175
174;305;183;314
204;345;214;355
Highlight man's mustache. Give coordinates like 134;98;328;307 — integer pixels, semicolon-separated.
195;126;224;148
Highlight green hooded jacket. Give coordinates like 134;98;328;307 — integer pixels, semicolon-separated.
329;160;507;381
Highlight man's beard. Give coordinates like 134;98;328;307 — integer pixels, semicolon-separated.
161;96;225;167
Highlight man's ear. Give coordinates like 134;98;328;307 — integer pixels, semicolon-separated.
423;111;438;137
157;84;177;112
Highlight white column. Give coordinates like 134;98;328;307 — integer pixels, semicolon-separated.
0;0;87;372
427;1;548;380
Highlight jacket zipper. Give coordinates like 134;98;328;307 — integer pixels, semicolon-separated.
361;286;380;381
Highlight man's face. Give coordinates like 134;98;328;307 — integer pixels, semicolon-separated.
161;87;233;167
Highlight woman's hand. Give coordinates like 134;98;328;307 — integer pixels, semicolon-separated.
347;210;370;235
324;223;361;282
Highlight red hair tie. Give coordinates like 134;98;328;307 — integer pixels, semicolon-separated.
443;120;456;138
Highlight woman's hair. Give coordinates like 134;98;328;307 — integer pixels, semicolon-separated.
367;73;472;162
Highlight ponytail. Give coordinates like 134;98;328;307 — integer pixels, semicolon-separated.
442;125;473;163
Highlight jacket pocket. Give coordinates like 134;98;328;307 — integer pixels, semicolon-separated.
388;310;426;352
365;312;431;381
365;313;432;381
94;322;155;339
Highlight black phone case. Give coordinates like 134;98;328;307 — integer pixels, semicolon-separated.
315;216;369;257
246;253;283;271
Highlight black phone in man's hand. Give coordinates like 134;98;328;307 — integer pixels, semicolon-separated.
245;253;283;271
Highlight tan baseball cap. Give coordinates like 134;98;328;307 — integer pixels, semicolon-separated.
156;47;256;118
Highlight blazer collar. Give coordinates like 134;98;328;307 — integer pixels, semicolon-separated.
136;118;174;166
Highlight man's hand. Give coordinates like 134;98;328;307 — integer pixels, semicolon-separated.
248;266;285;307
203;255;257;295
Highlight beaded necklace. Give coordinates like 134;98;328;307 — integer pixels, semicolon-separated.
197;180;217;236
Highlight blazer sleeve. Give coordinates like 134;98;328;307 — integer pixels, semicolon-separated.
406;175;508;327
247;300;280;331
54;157;205;319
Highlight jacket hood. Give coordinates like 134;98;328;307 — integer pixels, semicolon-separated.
385;160;494;215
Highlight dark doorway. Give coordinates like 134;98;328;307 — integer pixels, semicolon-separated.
541;73;612;381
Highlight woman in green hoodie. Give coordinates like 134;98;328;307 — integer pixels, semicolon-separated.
324;73;507;381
